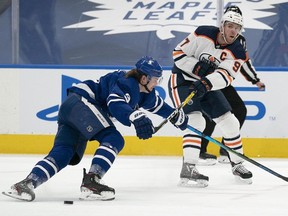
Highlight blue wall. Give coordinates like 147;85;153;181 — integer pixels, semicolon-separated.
0;0;287;67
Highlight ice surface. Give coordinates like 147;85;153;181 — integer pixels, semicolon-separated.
1;154;287;216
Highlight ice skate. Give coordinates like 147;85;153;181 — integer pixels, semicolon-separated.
80;168;115;201
198;152;217;166
178;162;209;188
2;178;35;201
232;162;253;184
218;148;230;164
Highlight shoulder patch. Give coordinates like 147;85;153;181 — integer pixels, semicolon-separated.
226;39;247;60
237;35;247;51
124;93;131;103
195;26;219;41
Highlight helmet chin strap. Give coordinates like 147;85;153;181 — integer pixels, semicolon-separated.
222;32;229;44
140;75;152;93
220;27;229;44
143;83;151;93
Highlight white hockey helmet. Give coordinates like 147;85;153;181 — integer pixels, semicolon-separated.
220;11;243;44
221;11;243;31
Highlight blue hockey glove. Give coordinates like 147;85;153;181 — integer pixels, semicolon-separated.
129;111;154;140
192;61;215;78
170;109;188;130
189;77;213;98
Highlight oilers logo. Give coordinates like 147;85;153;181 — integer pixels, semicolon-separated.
199;53;220;68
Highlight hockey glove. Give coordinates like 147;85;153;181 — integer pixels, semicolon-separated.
129;110;154;140
170;109;188;130
192;61;215;78
189;77;213;98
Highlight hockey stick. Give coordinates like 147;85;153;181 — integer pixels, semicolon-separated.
154;91;195;133
187;124;288;182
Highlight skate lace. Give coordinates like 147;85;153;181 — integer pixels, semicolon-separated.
185;164;199;174
192;167;200;174
234;164;249;174
93;176;102;184
91;175;110;187
17;180;34;190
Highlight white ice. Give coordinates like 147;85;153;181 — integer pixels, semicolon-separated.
0;154;287;216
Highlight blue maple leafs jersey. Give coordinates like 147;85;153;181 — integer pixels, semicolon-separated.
67;70;174;126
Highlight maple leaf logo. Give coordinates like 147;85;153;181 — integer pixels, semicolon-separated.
64;0;287;40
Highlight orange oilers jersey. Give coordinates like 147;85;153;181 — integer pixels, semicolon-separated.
173;25;249;90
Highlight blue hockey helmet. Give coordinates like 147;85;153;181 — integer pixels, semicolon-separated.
135;56;163;78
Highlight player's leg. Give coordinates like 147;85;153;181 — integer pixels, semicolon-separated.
213;112;252;183
2;92;115;201
2;93;91;201
80;127;124;201
61;93;119;201
198;114;217;166
203;91;252;183
168;73;208;188
2;124;82;201
178;111;209;187
218;86;247;163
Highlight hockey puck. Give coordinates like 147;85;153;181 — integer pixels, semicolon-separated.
64;200;73;204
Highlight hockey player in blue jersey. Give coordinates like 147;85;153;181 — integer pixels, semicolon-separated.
2;56;188;201
169;9;254;187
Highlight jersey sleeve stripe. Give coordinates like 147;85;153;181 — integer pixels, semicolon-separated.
107;93;126;107
216;69;233;86
173;50;185;56
74;83;96;100
170;73;181;107
147;97;164;114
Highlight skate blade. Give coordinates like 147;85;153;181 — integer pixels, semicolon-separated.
2;191;33;202
197;158;217;166
234;176;253;184
79;189;115;201
178;178;208;188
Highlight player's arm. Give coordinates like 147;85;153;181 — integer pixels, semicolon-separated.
107;78;145;126
172;32;201;79
107;89;135;126
140;90;188;130
188;58;240;98
241;59;265;90
107;81;155;139
173;29;218;80
203;58;243;90
238;35;265;90
141;90;174;118
201;41;248;91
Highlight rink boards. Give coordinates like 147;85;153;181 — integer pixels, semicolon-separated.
1;134;287;158
0;66;288;157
